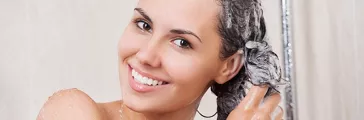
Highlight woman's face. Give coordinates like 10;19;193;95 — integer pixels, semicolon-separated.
118;0;223;113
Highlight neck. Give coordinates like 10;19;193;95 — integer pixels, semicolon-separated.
121;101;200;120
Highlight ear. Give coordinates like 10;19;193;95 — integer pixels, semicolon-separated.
214;50;244;84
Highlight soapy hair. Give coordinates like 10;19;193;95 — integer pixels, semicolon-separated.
210;0;283;119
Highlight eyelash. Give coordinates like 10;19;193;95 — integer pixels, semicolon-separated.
172;38;192;49
134;18;152;33
133;18;193;49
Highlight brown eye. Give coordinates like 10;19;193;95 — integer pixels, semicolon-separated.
136;20;152;32
172;38;191;49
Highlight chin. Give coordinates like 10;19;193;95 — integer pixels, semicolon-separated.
123;92;170;113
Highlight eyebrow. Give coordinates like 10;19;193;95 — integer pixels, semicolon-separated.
134;8;153;24
170;29;202;43
134;8;202;43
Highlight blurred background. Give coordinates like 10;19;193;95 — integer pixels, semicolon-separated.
0;0;363;119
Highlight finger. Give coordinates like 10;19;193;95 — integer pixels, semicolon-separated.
237;85;268;111
274;106;284;120
251;93;281;120
251;105;283;120
260;93;281;114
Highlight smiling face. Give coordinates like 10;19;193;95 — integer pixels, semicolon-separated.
118;0;225;114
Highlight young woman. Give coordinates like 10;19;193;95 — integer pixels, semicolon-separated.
37;0;284;120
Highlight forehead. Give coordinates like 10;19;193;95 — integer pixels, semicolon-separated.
136;0;221;37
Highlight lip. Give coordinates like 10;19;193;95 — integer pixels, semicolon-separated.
128;64;169;93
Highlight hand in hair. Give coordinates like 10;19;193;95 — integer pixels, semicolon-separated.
227;86;283;120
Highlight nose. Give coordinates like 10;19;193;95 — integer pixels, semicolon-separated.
135;39;162;68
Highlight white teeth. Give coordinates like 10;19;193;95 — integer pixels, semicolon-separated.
132;69;136;77
137;74;142;81
132;69;165;86
142;77;148;84
152;80;158;86
147;79;152;85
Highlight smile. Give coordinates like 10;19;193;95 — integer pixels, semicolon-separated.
131;69;167;86
128;64;170;93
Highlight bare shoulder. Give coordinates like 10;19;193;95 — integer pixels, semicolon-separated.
37;88;104;120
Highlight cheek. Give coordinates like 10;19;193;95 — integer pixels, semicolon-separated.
118;26;149;87
118;26;148;62
161;54;220;106
164;54;217;90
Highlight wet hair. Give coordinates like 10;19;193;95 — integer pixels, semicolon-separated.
210;0;283;119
